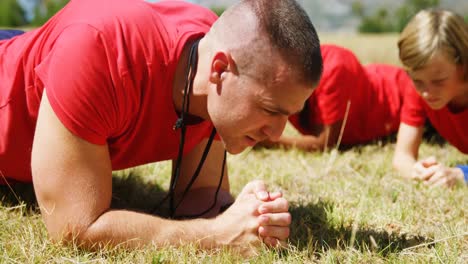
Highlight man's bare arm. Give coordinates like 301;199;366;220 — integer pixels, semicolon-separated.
31;91;263;250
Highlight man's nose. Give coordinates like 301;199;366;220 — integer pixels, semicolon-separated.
263;116;288;141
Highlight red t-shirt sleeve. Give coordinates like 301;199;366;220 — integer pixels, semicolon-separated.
35;24;122;145
310;64;352;125
400;84;426;127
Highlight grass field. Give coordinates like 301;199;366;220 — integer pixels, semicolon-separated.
320;33;402;66
1;34;467;263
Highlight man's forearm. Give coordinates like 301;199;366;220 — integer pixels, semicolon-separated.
44;180;291;255
78;209;220;249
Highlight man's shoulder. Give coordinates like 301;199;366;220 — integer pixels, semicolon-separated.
61;0;217;32
150;0;217;16
147;1;218;31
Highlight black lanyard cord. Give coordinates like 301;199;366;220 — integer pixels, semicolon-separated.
152;39;199;215
174;128;226;218
151;39;227;218
168;39;200;217
174;128;217;210
176;148;226;219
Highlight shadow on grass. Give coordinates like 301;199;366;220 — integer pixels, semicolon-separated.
0;182;38;213
289;200;433;256
255;120;446;154
0;172;171;216
339;121;446;152
111;172;170;217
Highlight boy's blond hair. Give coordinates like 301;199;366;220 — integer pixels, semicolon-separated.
398;9;468;79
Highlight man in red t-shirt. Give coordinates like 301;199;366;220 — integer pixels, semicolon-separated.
259;44;413;151
0;0;323;254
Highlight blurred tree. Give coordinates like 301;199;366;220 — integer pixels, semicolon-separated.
358;8;395;33
353;0;440;33
210;6;226;16
0;0;27;27
31;0;69;26
395;0;440;31
351;1;364;17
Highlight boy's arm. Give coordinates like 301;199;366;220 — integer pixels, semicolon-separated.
393;123;423;178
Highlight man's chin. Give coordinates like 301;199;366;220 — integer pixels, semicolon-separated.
223;142;248;155
225;146;246;155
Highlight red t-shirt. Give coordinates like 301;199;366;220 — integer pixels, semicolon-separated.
0;0;218;183
289;44;414;145
401;86;468;154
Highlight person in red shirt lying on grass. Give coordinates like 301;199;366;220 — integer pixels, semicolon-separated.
0;0;323;255
394;9;468;188
0;29;24;40
258;44;415;151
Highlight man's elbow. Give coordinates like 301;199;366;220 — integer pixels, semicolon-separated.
45;219;92;246
303;137;329;152
33;191;93;245
304;142;325;152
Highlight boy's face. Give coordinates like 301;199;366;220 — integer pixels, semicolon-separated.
409;52;467;110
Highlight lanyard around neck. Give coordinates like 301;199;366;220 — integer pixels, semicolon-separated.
156;39;227;218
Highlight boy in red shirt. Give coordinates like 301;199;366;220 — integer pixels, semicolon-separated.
259;44;414;151
0;0;323;254
394;9;468;188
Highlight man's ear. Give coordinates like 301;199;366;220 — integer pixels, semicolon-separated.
209;51;236;84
